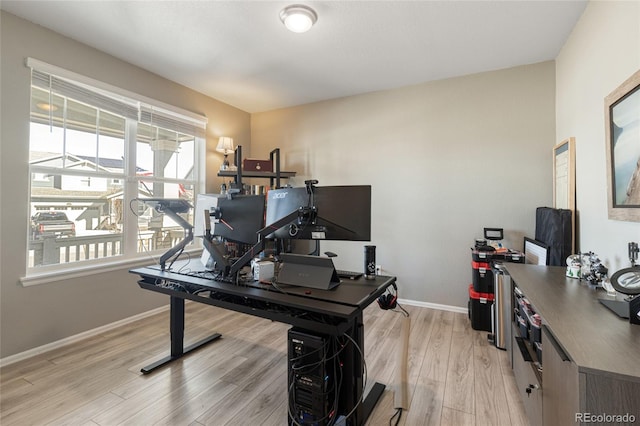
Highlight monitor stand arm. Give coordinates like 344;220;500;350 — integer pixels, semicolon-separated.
228;209;304;279
157;209;194;271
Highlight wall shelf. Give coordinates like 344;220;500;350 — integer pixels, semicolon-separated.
216;146;295;190
217;170;296;179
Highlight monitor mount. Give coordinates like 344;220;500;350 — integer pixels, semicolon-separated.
202;179;363;282
139;198;194;271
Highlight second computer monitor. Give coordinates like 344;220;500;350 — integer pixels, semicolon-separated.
194;194;265;245
265;185;371;241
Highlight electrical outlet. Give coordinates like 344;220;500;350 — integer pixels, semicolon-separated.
376;265;382;275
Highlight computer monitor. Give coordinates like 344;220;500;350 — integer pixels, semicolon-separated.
524;237;550;265
194;194;265;245
264;184;371;241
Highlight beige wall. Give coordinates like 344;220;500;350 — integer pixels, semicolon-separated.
556;1;640;272
251;62;556;307
0;11;251;358
6;1;634;360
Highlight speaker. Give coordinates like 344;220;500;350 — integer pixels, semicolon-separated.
364;245;376;279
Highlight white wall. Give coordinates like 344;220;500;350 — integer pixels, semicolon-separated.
0;11;250;359
556;0;640;272
251;62;556;308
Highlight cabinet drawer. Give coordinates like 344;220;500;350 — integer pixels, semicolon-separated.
542;325;579;426
512;333;542;426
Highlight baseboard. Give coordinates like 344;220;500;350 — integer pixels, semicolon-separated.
398;298;468;314
0;305;169;368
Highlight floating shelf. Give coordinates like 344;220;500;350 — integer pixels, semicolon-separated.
216;146;295;189
217;170;296;179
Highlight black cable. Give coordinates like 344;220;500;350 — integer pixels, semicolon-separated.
396;301;410;318
389;407;403;426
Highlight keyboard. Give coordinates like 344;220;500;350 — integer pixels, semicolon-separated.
336;270;363;280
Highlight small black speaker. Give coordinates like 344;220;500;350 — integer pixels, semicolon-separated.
364;245;376;279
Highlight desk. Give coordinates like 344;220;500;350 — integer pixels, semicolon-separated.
130;259;396;426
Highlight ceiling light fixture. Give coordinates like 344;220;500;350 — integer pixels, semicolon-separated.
280;4;317;33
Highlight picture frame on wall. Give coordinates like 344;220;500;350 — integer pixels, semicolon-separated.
605;69;640;222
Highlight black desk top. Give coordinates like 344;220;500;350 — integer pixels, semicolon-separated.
131;259;395;322
505;264;640;382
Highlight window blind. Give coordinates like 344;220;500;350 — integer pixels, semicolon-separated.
28;58;207;138
139;105;206;139
31;69;139;120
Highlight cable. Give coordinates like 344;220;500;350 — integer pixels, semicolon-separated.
339;331;367;422
389;408;403;426
396;301;410;318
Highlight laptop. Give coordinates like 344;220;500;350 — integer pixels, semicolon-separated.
277;253;341;290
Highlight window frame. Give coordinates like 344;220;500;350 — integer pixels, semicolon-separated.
21;58;207;286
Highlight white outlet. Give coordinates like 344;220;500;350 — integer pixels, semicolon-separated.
376;265;382;275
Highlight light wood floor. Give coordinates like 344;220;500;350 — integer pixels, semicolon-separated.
1;301;528;425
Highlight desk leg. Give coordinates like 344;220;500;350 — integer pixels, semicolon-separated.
361;382;386;422
341;313;386;425
141;296;221;374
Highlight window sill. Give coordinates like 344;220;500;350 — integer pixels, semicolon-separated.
20;249;202;287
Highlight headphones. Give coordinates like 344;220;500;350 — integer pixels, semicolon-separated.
377;282;398;310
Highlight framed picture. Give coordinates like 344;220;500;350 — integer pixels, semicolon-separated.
553;137;575;211
605;69;640;222
553;137;575;253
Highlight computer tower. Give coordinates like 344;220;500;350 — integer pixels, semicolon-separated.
288;328;337;426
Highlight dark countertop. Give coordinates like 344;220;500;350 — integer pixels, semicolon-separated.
505;264;640;382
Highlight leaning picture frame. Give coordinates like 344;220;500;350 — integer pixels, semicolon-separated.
605;69;640;222
553;137;575;252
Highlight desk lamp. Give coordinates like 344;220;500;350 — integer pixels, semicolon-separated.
216;137;234;170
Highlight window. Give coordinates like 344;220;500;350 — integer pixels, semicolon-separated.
26;59;206;274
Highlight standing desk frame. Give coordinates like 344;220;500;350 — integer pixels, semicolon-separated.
130;264;396;426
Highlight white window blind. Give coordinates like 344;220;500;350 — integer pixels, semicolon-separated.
26;57;208;134
31;69;139;119
139;105;206;139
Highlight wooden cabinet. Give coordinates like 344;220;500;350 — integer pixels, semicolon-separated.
512;325;542;426
506;264;640;425
542;326;578;425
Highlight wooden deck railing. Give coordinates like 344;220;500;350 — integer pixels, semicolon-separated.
28;229;185;267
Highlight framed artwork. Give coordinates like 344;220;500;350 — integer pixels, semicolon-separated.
553;137;576;210
605;69;640;222
553;137;576;252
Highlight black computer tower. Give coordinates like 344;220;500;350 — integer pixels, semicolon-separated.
288;328;337;425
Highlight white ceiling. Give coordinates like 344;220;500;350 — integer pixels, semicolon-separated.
2;0;587;113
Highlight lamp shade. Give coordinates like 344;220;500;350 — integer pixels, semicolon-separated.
216;137;235;155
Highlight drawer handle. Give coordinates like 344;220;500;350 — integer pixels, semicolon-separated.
515;337;533;362
526;383;539;397
542;325;571;362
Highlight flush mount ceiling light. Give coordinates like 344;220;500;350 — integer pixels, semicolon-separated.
280;4;317;33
